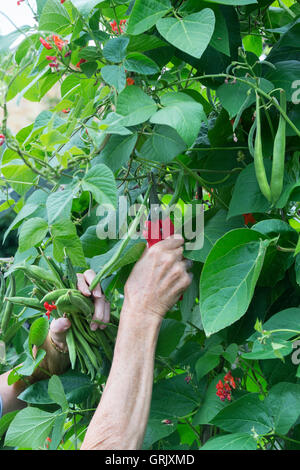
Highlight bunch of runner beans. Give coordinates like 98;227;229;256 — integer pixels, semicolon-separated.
0;254;116;379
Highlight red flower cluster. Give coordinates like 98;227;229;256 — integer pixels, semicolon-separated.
216;371;236;402
243;213;256;225
61;0;66;3
0;134;5;147
126;77;135;86
110;19;127;35
17;0;25;5
62;108;70;114
40;35;68;52
44;302;57;320
185;375;192;384
46;55;59;69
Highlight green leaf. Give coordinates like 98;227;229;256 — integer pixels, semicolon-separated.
48;375;69;412
211;393;273;434
103;36;129;63
142;418;176;449
228;161;272;218
51;219;87;266
156;10;215;59
156;319;185;357
116;85;157;126
17;350;47;377
193;374;227;425
81;163;117;208
149;375;199;420
5;407;58;449
18;370;95;405
127;0;172;35
124;52;159;75
29;317;49;351
195;350;221;381
201;433;257;450
46;187;75;223
99;133;138;173
139;125;187;163
185;210;244;263
71;0;105;17
101;65;126;92
150;92;205;146
200;229;271;336
39;0;71;32
264;382;300;434
18;217;48;253
205;0;257;4
0;411;18;440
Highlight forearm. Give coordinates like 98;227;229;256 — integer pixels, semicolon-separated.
81;301;162;450
0;371;28;415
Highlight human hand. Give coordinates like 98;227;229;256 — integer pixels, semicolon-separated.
31;317;71;382
76;269;111;331
124;235;193;320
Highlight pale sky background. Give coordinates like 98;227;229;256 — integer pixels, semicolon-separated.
0;0;35;35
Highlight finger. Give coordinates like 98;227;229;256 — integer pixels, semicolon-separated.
50;317;71;346
160;234;184;250
184;259;193;271
76;273;91;297
90;297;106;331
83;269;102;298
100;301;110;330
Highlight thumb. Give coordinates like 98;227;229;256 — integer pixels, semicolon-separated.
49;317;71;349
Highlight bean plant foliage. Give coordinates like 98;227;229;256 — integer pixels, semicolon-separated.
0;0;299;451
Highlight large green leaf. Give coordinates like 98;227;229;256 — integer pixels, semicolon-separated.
39;0;70;32
150;92;205;146
127;0;172;35
5;407;58;449
149;375;199;419
51;219;87;266
19;217;48;253
101;65;126;93
103;37;130;63
264;382;300;434
200;229;271;336
48;375;69;412
81;164;117;208
124;52;160;75
139;125;187;163
156;10;215;59
228;161;272;218
185;210;244;263
99;133;138;173
46;187;75;223
201;433;257;450
211;393;273;434
70;0;105;16
116;85;157;126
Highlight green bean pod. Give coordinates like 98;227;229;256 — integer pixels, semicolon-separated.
169;171;184;207
1;274;16;335
254;93;272;202
0;273;6;314
41;289;71;304
66;327;77;370
5;296;44;311
270;89;286;205
68;290;94;316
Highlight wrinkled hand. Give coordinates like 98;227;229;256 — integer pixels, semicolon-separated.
31;270;109;381
76;269;111;331
124;235;193;319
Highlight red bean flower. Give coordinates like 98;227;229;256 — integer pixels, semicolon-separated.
0;134;5;147
126;77;135;86
216;371;236;402
76;58;87;69
243;213;256;225
40;37;52;50
44;302;57;320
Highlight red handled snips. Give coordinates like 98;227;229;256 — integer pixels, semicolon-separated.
142;177;175;248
